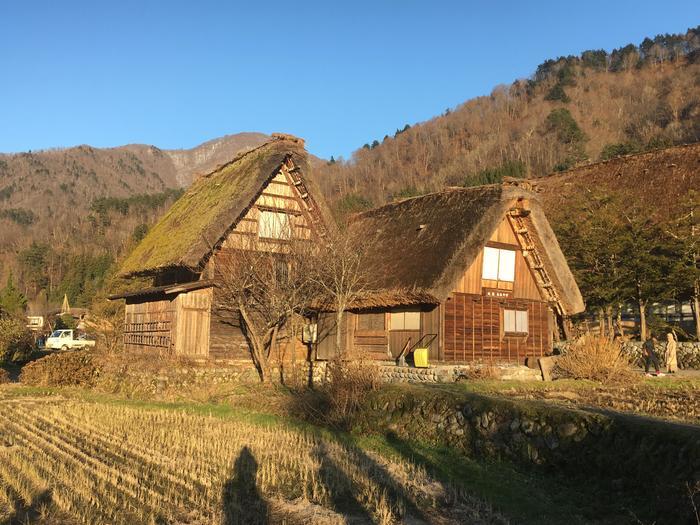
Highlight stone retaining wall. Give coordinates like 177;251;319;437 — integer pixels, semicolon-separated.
354;386;700;524
377;363;541;383
554;340;700;368
100;360;543;393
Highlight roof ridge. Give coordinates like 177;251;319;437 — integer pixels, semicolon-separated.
535;141;700;179
199;133;305;180
352;183;505;221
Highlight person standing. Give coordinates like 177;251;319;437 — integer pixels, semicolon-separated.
642;336;661;376
665;332;678;374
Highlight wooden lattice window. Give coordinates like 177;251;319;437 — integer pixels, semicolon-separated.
356;313;386;332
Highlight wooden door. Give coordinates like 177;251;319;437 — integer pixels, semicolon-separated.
174;288;212;357
315;312;353;360
389;330;420;358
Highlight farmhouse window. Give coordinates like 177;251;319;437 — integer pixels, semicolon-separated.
503;309;528;334
356;313;386;332
259;211;291;239
390;310;420;331
482;247;516;282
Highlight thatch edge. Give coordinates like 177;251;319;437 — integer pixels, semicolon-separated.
528;204;585;315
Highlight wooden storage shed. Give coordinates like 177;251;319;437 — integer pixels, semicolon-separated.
109;134;332;359
316;183;585;364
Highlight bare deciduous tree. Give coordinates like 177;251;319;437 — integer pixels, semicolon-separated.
215;236;321;383
311;231;370;355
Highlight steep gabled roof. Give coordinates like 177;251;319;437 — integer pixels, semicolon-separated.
533;142;700;219
119;134;332;277
348;184;584;316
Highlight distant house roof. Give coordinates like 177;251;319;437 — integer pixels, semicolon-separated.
118;134;333;277
347;184;585;316
533;142;700;220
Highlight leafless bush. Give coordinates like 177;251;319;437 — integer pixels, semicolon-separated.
555;333;638;383
291;359;381;429
216;235;322;383
0;368;10;384
84;295;125;354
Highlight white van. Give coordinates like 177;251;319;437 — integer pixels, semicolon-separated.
45;330;96;351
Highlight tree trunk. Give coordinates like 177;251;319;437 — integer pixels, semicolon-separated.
694;281;700;341
598;309;606;337
239;305;271;383
271;325;279;382
616;304;625;338
639;297;648;341
335;309;345;358
606;306;614;338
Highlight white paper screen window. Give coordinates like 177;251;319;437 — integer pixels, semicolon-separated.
481;247;515;282
504;309;528;333
498;249;516;282
482;247;500;280
390;311;420;330
259;211;291;239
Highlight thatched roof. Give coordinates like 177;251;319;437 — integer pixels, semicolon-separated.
119;134;333;277
348;184;584;316
533;143;700;221
107;280;214;300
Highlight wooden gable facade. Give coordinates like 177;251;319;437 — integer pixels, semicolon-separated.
206;166;323;360
112;135;330;360
315;185;584;365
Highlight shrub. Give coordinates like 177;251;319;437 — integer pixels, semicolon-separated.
555;333;637;383
20;350;100;387
0;368;10;384
291;359;381;429
0;317;34;364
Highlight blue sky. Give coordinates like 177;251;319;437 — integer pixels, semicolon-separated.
0;1;698;160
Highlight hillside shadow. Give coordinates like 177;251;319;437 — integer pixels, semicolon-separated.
221;446;269;525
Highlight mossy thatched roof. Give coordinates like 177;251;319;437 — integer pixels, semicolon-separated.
119;135;331;277
348;184;584;316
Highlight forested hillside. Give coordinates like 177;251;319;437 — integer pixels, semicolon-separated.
0;133;267;310
2;26;700;320
316;26;700;216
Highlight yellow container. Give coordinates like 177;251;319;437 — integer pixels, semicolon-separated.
413;348;429;368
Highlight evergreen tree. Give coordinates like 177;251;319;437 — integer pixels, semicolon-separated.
544;84;570;103
0;273;27;315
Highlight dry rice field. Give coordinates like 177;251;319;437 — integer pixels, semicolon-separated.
0;391;504;525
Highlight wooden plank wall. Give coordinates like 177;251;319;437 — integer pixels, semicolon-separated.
444;293;551;363
123;297;174;353
219;172;313;254
316;312;353;360
453;217;543;301
173;288;211;357
420;306;441;360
